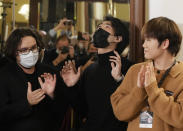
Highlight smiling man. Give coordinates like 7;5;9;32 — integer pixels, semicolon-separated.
111;17;183;131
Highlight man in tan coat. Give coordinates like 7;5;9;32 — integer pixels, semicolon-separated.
111;17;183;131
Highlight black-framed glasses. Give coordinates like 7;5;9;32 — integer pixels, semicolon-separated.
17;45;39;55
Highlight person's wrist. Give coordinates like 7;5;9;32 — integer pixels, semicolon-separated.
56;55;64;62
54;60;59;65
53;58;60;66
48;93;54;99
115;74;124;82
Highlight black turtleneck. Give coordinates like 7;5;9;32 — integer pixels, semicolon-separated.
66;51;133;131
0;58;69;131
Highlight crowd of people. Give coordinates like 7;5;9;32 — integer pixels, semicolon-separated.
0;15;183;131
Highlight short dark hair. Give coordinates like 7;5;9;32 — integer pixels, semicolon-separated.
55;34;70;45
141;17;182;56
104;15;129;54
5;27;42;61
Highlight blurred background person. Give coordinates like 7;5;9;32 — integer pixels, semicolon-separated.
74;31;88;60
49;17;73;38
48;17;73;47
42;34;75;71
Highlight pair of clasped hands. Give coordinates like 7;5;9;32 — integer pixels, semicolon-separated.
27;73;56;106
137;62;156;88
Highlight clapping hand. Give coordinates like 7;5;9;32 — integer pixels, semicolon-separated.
61;60;81;87
110;51;123;82
27;82;45;106
38;73;56;99
144;62;156;87
137;62;156;88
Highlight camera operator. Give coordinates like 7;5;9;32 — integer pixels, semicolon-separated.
49;17;73;38
42;34;75;71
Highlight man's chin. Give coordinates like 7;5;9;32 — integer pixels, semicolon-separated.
144;55;151;60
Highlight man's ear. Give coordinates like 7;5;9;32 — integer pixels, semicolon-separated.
107;35;123;43
161;39;169;49
114;36;122;43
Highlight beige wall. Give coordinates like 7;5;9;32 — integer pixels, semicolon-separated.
76;1;130;33
0;0;29;37
0;1;130;37
147;0;183;61
76;1;86;33
15;0;29;23
114;3;130;22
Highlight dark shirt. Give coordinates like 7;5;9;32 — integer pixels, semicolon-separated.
0;58;68;131
66;51;133;131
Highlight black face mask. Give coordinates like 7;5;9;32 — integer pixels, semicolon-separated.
93;28;110;48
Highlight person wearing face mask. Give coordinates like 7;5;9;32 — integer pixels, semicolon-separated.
0;28;69;131
74;31;88;61
61;16;133;131
42;34;75;71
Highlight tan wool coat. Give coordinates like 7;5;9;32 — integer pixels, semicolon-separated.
111;61;183;131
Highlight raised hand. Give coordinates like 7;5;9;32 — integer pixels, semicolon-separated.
38;73;56;99
110;51;123;82
27;82;45;106
61;60;81;87
57;18;68;29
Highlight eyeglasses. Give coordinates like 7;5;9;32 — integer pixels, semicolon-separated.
17;45;39;55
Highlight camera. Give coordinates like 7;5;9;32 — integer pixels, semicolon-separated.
61;46;69;54
63;20;73;26
77;31;85;40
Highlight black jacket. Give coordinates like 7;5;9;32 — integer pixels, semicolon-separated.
0;58;68;131
65;51;133;131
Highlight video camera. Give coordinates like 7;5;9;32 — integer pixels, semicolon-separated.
61;46;69;54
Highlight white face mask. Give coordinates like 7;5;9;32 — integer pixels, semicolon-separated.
19;51;39;68
56;49;61;54
78;43;84;49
